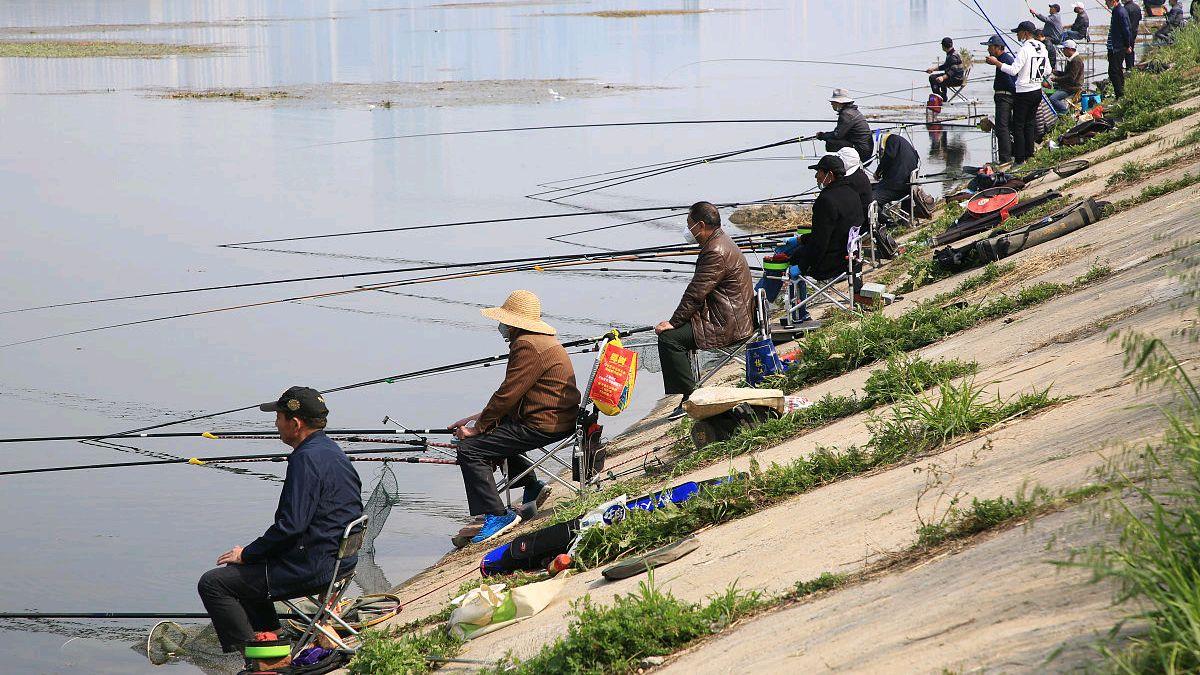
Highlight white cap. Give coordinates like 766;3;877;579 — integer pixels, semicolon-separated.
829;88;854;104
836;147;862;176
1062;39;1078;50
1072;1;1084;8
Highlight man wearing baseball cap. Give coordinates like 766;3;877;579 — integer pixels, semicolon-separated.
1030;3;1065;43
982;35;1017;164
1049;40;1084;113
986;21;1050;163
1061;2;1090;42
1106;0;1134;99
197;386;363;656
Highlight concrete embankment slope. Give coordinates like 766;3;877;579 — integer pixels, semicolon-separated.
367;100;1200;673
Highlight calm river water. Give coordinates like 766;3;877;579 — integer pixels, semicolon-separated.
0;0;1023;671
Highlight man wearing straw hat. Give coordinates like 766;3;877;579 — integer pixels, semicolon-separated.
448;290;581;543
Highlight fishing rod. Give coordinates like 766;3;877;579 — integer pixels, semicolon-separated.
0;236;788;349
0;428;451;445
301;118;877;149
0;446;431;478
837;33;995;57
64;326;658;445
4;235;721;316
0;612;304;620
664;58;937;79
526;136;810;200
220;199;795;247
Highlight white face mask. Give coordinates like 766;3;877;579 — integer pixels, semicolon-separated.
684;223;698;244
497;323;511;341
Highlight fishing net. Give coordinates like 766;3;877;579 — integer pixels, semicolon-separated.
363;463;402;554
145;621;242;672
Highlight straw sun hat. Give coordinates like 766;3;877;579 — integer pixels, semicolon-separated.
481;290;556;335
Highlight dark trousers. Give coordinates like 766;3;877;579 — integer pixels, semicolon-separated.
1125;37;1137;69
1109;50;1127;98
1011;90;1042;162
929;76;963;100
872;184;909;206
657;322;698;397
457;421;569;516
197;564;279;653
993;92;1015;163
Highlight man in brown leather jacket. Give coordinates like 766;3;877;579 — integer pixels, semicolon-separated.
655;202;754;419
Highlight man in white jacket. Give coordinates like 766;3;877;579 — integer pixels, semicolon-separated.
986;21;1050;164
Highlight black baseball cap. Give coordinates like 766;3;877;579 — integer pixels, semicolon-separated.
941;36;954;48
981;35;1007;47
1013;20;1038;33
260;386;329;418
808;154;846;175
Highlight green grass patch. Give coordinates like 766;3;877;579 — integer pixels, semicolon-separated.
951;262;1017;294
916;483;1113;547
1106;171;1200;215
1077;335;1200;673
348;624;463;675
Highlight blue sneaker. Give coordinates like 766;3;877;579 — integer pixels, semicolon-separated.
470;510;522;544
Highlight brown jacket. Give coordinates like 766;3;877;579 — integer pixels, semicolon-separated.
478;332;581;434
669;228;754;349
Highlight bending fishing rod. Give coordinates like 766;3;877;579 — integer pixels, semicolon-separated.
0;428;452;445
837;33;995;57
527;136;812;201
0;446;427;478
72;325;658;445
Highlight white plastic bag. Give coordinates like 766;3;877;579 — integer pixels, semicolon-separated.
448;583;513;638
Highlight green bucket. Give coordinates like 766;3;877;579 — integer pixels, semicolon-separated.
244;639;291;660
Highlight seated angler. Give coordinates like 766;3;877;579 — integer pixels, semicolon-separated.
1060;2;1090;42
1049;40;1084;113
786;154;863;323
926;37;967;102
197;387;363;659
656;201;753;420
872;132;920;210
815;89;874;163
836;146;873;227
448;290;581;543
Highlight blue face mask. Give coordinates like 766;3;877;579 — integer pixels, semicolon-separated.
498;323;511;341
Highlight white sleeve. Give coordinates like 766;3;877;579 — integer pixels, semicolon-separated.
999;47;1025;77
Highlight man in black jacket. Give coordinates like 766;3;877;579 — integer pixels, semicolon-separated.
816;89;873;162
926;37;966;100
787;154;862;321
197;386;363;654
873;132;920;207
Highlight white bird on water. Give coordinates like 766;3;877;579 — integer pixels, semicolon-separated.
548;87;565;101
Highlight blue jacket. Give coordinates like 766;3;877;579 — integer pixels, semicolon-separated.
993;52;1016;93
242;431;363;599
1109;3;1133;53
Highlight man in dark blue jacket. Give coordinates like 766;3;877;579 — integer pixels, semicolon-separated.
785;154;862;321
1123;0;1142;69
1107;0;1134;98
197;386;363;653
872;132;920;206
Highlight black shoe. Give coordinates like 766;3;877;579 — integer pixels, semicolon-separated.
667;405;687;421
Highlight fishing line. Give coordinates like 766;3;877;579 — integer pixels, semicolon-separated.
0;612;304;620
82;438;285;483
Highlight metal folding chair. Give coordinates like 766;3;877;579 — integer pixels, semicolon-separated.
281;514;369;657
780;225;867;324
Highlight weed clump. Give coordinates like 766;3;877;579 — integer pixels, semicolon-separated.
491;580;765;674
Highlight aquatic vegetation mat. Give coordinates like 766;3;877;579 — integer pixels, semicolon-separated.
0;40;219;58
